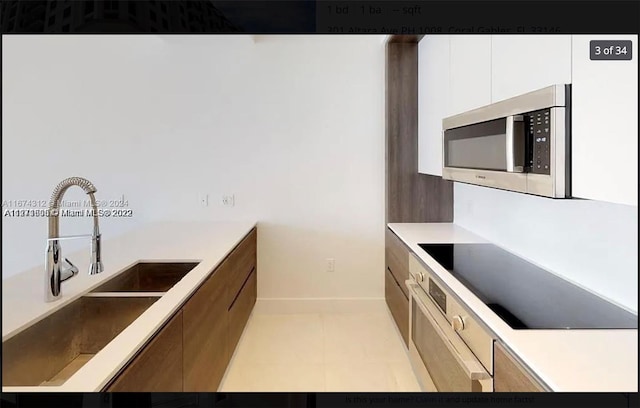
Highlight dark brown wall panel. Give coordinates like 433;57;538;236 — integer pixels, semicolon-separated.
385;40;453;223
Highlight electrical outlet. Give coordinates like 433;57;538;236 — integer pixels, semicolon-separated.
326;258;335;272
199;193;209;207
222;194;235;207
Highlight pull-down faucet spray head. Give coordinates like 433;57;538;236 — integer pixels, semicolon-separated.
45;177;104;302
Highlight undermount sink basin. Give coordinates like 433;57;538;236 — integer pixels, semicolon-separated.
2;295;159;387
90;262;200;293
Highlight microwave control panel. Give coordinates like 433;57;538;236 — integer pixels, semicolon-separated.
526;109;551;175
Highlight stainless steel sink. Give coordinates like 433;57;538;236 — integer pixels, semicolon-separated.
2;295;159;386
90;262;199;293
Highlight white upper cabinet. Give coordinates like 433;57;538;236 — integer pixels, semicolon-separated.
418;35;450;176
418;35;491;176
570;35;638;206
417;34;637;205
491;35;572;102
449;35;492;116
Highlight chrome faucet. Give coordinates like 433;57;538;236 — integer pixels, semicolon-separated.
45;177;104;302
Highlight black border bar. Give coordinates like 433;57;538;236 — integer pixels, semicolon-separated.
2;392;639;408
0;1;638;34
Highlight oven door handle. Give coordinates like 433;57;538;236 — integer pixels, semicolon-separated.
506;115;524;173
406;281;490;382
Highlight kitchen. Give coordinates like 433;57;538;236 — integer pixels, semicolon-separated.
1;32;637;397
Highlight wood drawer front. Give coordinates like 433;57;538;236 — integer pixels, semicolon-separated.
494;341;545;392
227;268;257;359
226;228;257;308
386;229;409;270
385;268;409;346
386;247;409;297
182;261;230;392
106;311;183;392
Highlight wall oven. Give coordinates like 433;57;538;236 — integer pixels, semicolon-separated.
442;84;571;198
406;254;494;392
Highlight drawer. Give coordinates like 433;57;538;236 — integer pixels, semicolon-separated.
226;228;257;308
386;229;409;272
182;258;229;391
385;268;409;346
386;247;409;298
227;268;257;359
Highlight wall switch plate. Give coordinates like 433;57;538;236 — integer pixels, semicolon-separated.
200;194;209;207
326;258;335;272
222;194;235;207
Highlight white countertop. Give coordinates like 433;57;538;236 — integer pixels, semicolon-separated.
388;222;638;392
2;220;257;392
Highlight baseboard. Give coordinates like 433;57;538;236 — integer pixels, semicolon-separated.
253;298;387;314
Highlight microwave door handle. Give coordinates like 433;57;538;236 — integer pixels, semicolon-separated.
506;115;524;172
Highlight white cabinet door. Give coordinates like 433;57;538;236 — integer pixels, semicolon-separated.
491;35;572;102
418;35;450;176
449;35;492;116
571;35;638;206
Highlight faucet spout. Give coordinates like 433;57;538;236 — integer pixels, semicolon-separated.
48;177;97;238
45;177;104;302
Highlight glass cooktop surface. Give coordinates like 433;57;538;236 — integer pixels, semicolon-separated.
418;243;638;330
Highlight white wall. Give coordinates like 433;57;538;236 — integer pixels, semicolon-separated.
2;35;386;301
454;183;638;313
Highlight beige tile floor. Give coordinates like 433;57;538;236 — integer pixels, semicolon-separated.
219;309;421;392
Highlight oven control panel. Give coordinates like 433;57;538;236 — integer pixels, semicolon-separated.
526;108;551;175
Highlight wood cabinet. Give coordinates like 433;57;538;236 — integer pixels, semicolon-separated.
224;228;257;362
106;227;257;392
385;228;410;346
570;35;638;206
106;311;183;392
227;268;257;358
418;35;450;176
491;35;572;103
183;261;230;391
494;341;546;392
385;268;409;346
225;228;257;308
449;35;492;115
385;228;410;298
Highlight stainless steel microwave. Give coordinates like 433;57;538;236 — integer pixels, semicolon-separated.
442;84;571;198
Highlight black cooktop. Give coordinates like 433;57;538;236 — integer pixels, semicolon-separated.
418;243;638;330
